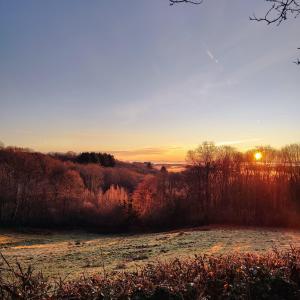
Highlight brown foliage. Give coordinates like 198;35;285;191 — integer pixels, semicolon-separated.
0;143;300;230
1;247;300;299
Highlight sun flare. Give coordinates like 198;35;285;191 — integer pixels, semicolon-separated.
254;151;262;161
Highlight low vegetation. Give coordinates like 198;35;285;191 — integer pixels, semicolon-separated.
1;247;300;299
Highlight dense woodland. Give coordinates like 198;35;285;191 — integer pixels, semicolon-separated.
0;142;299;231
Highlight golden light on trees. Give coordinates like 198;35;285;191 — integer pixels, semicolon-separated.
254;151;262;161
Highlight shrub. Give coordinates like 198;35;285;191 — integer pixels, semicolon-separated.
1;248;300;299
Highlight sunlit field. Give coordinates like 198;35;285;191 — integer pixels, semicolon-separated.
1;227;300;279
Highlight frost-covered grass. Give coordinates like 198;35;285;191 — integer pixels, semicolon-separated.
1;227;300;279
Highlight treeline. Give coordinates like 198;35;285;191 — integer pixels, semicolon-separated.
133;142;300;228
0;148;147;230
0;142;299;231
50;151;116;167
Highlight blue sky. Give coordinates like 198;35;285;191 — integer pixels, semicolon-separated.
0;0;299;162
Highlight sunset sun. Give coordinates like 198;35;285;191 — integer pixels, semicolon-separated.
254;151;262;161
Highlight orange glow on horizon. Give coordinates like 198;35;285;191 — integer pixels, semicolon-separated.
254;151;262;161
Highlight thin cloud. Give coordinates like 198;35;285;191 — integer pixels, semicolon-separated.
14;129;34;135
111;146;185;158
216;138;262;147
206;49;218;64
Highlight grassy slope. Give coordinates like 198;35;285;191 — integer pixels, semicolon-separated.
1;227;300;279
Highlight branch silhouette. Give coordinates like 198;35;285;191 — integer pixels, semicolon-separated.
169;0;203;5
169;0;299;65
250;1;300;64
250;0;300;25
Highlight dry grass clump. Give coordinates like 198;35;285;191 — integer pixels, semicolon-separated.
1;247;300;299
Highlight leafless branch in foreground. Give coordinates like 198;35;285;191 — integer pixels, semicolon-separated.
169;0;300;65
250;1;300;64
169;0;203;5
250;0;300;25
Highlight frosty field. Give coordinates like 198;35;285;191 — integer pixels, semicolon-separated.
1;227;300;279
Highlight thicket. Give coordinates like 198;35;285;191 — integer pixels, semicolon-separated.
1;248;300;299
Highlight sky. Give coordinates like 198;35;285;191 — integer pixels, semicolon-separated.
0;0;299;162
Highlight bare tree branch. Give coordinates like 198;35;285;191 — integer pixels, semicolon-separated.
169;0;203;5
169;0;299;65
294;48;300;64
250;0;300;25
250;1;300;64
